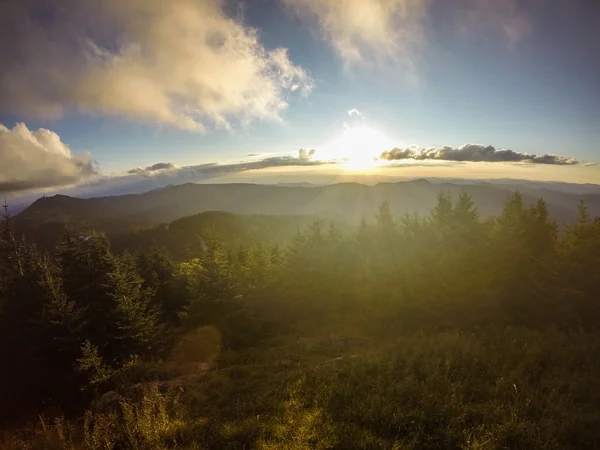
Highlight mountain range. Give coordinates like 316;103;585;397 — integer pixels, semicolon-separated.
11;179;600;250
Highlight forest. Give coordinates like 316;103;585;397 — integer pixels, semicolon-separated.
2;191;600;449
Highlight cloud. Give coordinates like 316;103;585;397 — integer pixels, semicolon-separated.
80;149;333;197
0;0;312;131
128;162;177;176
283;0;540;77
380;143;580;165
298;148;317;160
147;163;176;172
127;149;327;180
282;0;427;73
0;123;97;193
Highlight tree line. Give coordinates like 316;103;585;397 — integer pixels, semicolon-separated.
1;191;599;425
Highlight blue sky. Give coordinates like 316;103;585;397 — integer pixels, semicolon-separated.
1;0;599;198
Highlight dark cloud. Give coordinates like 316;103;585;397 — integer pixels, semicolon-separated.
95;149;333;196
0;122;97;193
126;150;323;179
129;148;325;178
148;162;176;171
128;162;176;176
298;148;316;159
380;144;579;165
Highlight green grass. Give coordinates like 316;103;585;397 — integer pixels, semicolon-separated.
4;300;600;449
183;326;600;449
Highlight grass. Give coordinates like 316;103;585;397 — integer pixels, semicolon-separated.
205;326;600;449
4;296;600;449
0;384;197;450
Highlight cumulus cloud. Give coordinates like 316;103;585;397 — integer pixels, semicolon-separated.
380;144;580;165
0;123;97;192
0;0;312;131
128;162;177;176
282;0;426;72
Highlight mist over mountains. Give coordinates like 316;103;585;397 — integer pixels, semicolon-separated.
13;179;600;247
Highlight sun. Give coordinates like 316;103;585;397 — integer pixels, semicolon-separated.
327;126;391;170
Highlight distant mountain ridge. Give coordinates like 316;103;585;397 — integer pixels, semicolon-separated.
13;180;600;248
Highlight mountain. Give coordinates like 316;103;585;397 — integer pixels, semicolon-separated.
448;178;600;195
13;180;600;249
274;182;318;188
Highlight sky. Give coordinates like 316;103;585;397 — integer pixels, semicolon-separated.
1;0;599;201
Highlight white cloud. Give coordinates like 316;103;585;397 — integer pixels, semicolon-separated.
283;0;538;77
0;123;97;192
0;0;312;131
282;0;427;73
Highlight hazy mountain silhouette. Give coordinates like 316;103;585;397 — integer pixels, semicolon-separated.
13;180;600;248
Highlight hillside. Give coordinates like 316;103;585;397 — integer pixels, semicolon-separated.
110;211;319;259
4;191;600;448
14;180;600;249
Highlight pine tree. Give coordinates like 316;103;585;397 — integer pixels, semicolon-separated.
453;192;479;229
35;254;87;402
372;201;399;278
0;202;22;288
136;247;188;323
270;244;283;268
375;201;395;231
528;198;557;258
558;200;600;319
490;192;545;322
185;238;238;325
0;222;86;419
576;200;590;225
327;223;343;243
105;253;162;361
430;192;454;227
57;232;162;366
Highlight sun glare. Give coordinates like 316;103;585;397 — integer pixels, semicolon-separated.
327;126;391;171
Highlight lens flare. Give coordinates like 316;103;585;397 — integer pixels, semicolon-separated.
327;126;391;170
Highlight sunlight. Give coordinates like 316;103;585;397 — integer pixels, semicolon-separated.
327;126;391;171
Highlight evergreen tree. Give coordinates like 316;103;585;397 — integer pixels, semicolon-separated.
528;198;557;258
375;201;395;231
453;192;479;229
430;192;454;228
136;247;188;323
0;217;87;419
57;232;162;367
185;238;238;325
106;253;162;359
